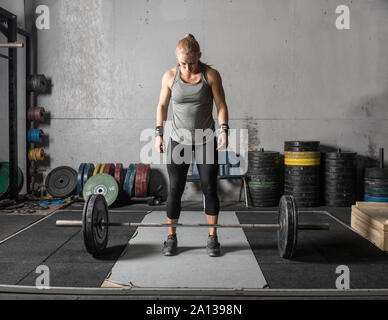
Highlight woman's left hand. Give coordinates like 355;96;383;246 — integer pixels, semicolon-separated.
216;132;228;150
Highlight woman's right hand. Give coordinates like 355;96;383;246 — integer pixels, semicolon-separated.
155;136;165;153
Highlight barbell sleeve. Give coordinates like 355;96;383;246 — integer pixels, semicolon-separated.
0;42;24;48
55;220;329;230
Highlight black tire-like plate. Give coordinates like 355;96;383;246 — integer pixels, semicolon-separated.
83;163;95;188
323;152;357;159
77;163;86;197
278;195;298;259
365;168;388;179
364;178;388;187
82;194;109;256
45;166;77;198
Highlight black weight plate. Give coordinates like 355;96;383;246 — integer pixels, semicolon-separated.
285;175;320;182
77;163;86;197
285;141;320;148
284;184;320;192
296;203;320;208
83;163;95;187
323;167;355;173
324;187;354;194
248;200;279;207
248;193;280;200
324;200;352;207
83;194;109;256
284;193;320;201
45;166;78;198
278;195;298;259
364;178;388;187
324;192;353;200
324;172;354;178
284;181;320;189
248;189;280;195
249;150;279;158
248;166;280;173
285;165;320;172
322;159;357;166
323;152;357;159
247;168;280;176
246;174;280;182
365;168;388;179
284;147;320;152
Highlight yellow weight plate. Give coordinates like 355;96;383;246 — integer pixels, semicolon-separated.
93;164;101;176
35;148;45;161
284;152;320;159
28;149;35;161
99;164;106;174
284;158;320;166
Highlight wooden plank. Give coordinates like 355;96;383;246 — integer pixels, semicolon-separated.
351;206;388;231
356;202;388;208
351;213;388;251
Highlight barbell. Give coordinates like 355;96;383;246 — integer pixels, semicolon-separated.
56;194;329;259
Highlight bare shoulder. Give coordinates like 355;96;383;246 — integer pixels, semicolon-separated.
205;66;222;86
162;67;177;89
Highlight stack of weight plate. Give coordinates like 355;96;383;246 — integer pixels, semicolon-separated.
284;141;320;207
364;168;388;202
322;151;357;206
246;149;281;207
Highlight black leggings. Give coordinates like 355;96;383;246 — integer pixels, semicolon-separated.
166;138;220;219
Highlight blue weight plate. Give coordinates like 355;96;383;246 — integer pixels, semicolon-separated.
83;163;95;187
77;163;86;197
123;164;138;197
364;195;388;202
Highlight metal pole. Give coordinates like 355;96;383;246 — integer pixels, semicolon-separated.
7;11;18;201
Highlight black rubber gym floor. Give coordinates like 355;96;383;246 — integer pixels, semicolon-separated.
0;201;387;290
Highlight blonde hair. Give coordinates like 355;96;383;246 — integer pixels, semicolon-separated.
175;34;212;68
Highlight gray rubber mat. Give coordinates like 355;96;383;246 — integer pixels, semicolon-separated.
105;211;268;289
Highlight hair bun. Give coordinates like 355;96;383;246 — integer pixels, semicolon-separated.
184;33;195;40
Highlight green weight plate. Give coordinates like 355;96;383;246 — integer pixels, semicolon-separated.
278;195;298;259
0;165;9;197
0;163;24;197
83;173;119;207
82;194;109;256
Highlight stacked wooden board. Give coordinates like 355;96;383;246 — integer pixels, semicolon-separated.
351;202;388;251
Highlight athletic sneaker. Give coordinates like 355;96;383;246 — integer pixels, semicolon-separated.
206;235;221;257
162;234;178;256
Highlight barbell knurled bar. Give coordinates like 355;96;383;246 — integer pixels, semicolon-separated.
56;220;328;230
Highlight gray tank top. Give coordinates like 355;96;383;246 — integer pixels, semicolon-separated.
170;65;215;145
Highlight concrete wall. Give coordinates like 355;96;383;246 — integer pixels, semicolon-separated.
18;0;388;201
0;0;27;194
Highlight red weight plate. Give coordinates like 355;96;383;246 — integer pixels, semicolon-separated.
114;163;124;188
135;164;150;197
35;107;45;122
27;107;34;121
103;163;115;176
37;107;45;122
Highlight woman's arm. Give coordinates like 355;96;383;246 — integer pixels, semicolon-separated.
208;68;229;150
156;71;172;126
208;69;229;126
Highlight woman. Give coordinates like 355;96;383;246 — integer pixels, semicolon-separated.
155;34;229;257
